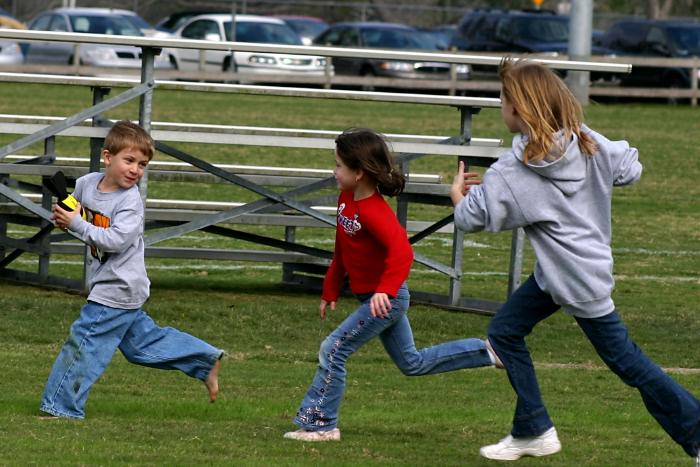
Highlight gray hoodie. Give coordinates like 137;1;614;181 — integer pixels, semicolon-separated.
68;172;150;309
454;125;642;318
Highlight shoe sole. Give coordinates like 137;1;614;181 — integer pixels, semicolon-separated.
480;444;561;461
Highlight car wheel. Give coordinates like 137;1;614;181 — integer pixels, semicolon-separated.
667;77;687;105
360;68;376;92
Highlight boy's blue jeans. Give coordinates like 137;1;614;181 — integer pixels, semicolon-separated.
293;284;493;431
40;301;223;419
488;274;700;456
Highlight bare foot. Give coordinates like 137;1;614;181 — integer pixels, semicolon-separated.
204;358;221;403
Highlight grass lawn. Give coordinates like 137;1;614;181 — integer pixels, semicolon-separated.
0;82;699;465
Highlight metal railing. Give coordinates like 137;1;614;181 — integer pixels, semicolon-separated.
0;29;631;313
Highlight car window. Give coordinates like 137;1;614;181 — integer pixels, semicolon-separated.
30;14;52;31
514;17;568;42
181;19;220;40
49;15;69;32
315;27;343;45
469;16;497;41
361;28;424;49
286;19;326;38
226;21;302;45
667;26;700;55
609;23;649;52
69;15;142;36
340;28;359;46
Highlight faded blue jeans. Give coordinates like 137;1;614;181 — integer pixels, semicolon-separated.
488;274;700;457
293;283;493;431
40;301;223;419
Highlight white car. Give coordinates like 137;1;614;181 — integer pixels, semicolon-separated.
172;14;329;79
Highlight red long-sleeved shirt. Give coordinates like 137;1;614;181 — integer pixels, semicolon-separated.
322;190;414;302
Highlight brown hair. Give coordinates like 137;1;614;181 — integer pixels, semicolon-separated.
499;58;596;163
103;120;155;160
335;128;405;197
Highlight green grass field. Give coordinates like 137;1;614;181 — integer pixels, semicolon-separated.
1;82;699;465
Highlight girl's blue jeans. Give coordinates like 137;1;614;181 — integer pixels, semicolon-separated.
293;283;492;431
40;301;223;419
488;274;700;456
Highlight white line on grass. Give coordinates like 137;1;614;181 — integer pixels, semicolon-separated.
11;259;699;283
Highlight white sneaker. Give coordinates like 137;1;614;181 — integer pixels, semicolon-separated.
283;428;341;442
480;427;561;460
695;453;700;467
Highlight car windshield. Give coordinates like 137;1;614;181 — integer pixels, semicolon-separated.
69;14;143;36
120;14;152;31
361;28;429;49
667;26;700;55
225;21;302;45
513;17;569;42
286;19;327;38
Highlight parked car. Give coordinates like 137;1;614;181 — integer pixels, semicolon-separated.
313;22;469;84
23;8;173;69
171;14;328;79
450;8;609;55
275;15;328;45
155;10;226;34
418;24;456;50
0;7;24;66
600;19;700;93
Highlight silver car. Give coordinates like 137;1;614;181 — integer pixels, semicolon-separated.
23;8;173;69
172;14;328;79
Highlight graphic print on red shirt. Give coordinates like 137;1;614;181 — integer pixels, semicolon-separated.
322;190;413;302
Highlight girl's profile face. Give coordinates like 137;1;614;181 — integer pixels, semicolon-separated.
334;151;361;192
500;91;522;133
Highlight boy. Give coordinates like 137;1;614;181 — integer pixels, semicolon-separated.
40;120;223;419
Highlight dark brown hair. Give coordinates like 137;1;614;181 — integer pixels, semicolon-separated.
499;58;596;163
335;128;405;197
103;120;155;160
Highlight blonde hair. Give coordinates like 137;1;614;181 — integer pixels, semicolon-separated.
499;58;596;163
103;120;155;160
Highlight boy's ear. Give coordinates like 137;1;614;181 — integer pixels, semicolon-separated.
102;149;111;166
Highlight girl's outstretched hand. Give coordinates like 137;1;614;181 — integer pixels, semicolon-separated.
369;293;391;318
320;299;335;320
450;161;481;206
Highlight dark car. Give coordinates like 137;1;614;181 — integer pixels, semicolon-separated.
450;8;608;55
313;22;469;85
276;15;328;46
600;19;700;92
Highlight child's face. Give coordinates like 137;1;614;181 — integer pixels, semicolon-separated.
333;151;361;192
500;92;522;133
100;146;150;192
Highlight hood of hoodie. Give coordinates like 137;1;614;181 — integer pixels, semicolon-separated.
511;129;587;197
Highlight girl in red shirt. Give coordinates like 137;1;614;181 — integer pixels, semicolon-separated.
284;128;496;442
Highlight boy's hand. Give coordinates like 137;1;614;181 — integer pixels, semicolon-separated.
370;293;391;318
52;202;81;230
450;161;481;206
320;299;335;320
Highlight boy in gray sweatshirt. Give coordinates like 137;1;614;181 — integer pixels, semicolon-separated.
40;121;223;419
451;60;700;463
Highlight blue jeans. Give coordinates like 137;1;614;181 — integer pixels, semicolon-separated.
293;284;492;431
40;301;223;419
488;275;700;456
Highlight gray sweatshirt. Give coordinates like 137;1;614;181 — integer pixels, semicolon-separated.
68;172;150;309
454;125;642;318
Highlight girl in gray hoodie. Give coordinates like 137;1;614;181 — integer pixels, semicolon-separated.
451;58;700;463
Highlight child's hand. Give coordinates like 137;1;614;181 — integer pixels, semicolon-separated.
51;202;81;230
320;299;335;320
370;293;392;318
450;161;481;206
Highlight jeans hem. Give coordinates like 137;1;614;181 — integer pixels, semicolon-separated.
39;405;84;420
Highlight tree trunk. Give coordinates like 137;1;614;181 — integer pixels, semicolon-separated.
647;0;674;19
